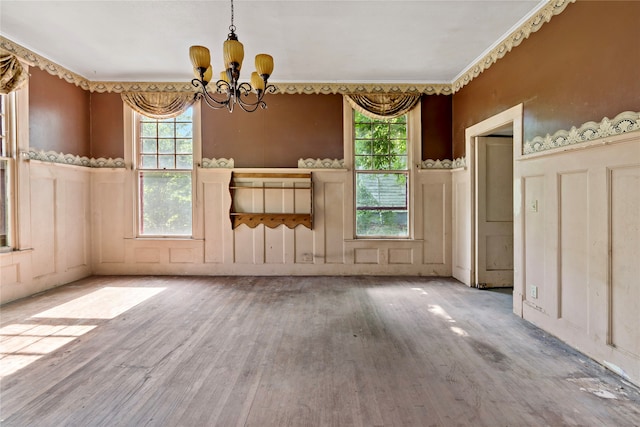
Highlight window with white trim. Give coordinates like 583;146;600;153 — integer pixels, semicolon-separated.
136;108;194;236
354;111;409;237
0;93;15;250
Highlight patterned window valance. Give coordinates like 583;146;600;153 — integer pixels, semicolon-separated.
0;54;28;94
121;91;197;119
345;94;421;119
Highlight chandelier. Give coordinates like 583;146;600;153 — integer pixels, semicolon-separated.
189;0;275;113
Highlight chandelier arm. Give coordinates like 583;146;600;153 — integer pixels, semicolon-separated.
235;83;277;112
236;82;253;97
192;79;234;110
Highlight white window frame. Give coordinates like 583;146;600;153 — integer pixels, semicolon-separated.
124;102;202;239
0;93;17;252
343;97;421;240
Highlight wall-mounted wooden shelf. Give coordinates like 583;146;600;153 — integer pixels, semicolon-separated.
229;172;313;229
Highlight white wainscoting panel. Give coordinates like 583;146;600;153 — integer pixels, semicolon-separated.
65;178;90;271
523;175;545;310
518;132;640;386
88;167;453;276
452;170;471;284
202;180;227;264
0;162;92;304
559;171;589;329
323;181;345;265
609;165;640;359
93;172;126;264
30;173;56;278
422;182;446;265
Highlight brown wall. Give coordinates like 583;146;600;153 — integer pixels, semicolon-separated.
422;95;452;160
452;1;640;157
29;68;91;156
202;94;344;168
90;92;124;159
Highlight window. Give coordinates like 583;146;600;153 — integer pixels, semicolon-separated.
354;111;409;237
137;108;194;236
0;94;15;250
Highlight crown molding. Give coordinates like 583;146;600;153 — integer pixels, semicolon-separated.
523;111;640;155
451;0;575;93
276;83;452;96
2;1;573;95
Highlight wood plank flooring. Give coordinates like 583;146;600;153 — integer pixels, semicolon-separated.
1;276;639;426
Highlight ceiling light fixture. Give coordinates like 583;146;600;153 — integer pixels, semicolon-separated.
189;0;275;113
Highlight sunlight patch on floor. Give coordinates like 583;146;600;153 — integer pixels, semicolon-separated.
1;287;165;378
33;287;165;319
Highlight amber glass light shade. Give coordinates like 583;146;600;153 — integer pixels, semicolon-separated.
250;72;265;92
223;39;244;70
220;70;230;83
189;45;211;69
202;66;213;83
255;54;274;78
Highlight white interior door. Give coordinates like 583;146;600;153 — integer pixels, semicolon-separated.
476;136;513;288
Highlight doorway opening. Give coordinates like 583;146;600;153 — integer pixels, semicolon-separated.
463;104;524;313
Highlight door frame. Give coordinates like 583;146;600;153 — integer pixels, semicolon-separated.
463;104;524;315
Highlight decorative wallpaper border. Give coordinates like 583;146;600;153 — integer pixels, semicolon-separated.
523;111;640;155
420;157;466;169
201;158;234;168
1;1;571;95
28;149;125;168
298;158;345;169
452;0;575;93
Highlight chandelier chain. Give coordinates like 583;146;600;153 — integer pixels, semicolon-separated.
229;0;235;33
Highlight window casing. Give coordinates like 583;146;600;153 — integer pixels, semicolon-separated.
136;108;194;237
353;111;409;238
0;93;16;251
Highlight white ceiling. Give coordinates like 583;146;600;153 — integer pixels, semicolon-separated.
0;0;545;84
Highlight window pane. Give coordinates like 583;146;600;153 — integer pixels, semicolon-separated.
176;109;193;122
158;139;175;154
141;139;157;154
372;137;390;156
355;139;371;156
391;155;408;170
355;123;372;139
158;122;174;138
390;123;407;139
354;111;372;123
176;155;192;169
158;155;175;169
176;122;193;138
140;155;157;169
371;155;391;170
372;123;390;141
354;156;372;170
176;139;193;154
356;173;407;209
390;139;407;155
356;210;408;237
141;122;157;137
140;172;192;236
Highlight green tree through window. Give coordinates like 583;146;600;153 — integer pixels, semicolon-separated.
354;111;408;237
138;109;193;236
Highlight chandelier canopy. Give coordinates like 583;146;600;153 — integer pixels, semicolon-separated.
189;0;275;112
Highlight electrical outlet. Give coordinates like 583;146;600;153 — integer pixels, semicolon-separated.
530;285;538;299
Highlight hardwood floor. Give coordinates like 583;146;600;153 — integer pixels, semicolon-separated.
1;276;639;426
